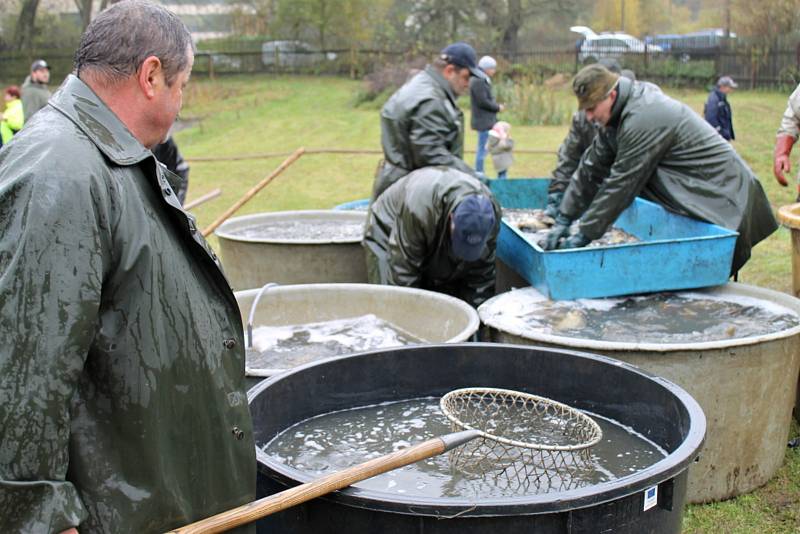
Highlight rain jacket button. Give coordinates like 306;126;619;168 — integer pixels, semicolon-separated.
224;338;236;349
232;426;245;440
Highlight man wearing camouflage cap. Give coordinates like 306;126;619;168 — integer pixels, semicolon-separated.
544;59;632;217
542;64;776;275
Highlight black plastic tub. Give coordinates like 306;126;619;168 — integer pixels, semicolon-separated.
248;343;705;533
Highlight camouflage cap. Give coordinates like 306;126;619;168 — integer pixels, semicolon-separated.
573;64;620;110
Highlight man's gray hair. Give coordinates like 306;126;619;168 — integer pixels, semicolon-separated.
74;0;194;86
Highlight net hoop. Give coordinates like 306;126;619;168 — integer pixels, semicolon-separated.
440;387;603;452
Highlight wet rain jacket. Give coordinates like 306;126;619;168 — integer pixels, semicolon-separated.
549;110;597;194
0;75;255;533
560;77;777;273
154;135;191;203
363;167;501;308
21;75;51;121
374;66;475;199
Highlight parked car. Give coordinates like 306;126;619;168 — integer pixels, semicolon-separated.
261;40;337;67
571;26;662;63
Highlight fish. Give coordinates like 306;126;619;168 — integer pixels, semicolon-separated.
554;310;586;331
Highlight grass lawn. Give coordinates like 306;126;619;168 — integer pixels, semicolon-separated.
178;74;800;533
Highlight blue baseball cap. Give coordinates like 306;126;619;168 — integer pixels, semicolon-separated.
451;195;496;261
440;42;481;77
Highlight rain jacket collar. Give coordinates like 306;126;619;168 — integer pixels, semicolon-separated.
425;65;459;107
607;76;633;128
49;74;152;166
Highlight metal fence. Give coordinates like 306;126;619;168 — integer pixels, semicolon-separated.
3;43;800;89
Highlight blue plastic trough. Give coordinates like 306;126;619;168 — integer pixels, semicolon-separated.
489;178;738;300
333;198;370;210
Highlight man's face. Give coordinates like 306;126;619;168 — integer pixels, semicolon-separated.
585;89;617;127
33;68;50;84
720;85;734;95
444;64;471;96
151;51;194;145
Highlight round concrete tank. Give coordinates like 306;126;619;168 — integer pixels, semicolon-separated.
479;283;800;503
249;344;705;533
236;283;479;377
216;210;368;290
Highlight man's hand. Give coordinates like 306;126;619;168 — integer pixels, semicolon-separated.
539;213;572;250
559;232;591;249
499;104;506;112
59;529;78;534
774;135;795;187
543;191;564;219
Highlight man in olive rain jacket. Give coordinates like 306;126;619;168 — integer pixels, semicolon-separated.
364;166;500;308
544;60;629;217
0;2;255;533
542;64;777;274
373;42;481;200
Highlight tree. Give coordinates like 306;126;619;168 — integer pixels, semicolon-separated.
13;0;40;51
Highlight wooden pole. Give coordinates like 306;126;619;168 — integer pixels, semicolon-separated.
183;188;222;210
201;147;305;237
166;429;481;534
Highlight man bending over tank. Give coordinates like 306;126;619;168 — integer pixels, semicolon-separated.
541;64;777;275
544;59;633;218
364;167;500;308
0;2;255;532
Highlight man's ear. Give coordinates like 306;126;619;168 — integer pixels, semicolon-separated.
138;56;163;99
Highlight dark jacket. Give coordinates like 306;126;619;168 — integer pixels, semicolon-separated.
21;75;51;121
550;110;598;194
363;167;501;308
704;87;734;141
0;75;255;533
470;73;501;131
374;66;474;199
153;135;191;203
560;77;777;274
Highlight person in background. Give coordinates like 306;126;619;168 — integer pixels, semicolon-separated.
486;120;513;179
364;166;500;309
0;86;24;147
704;76;737;141
470;55;505;176
544;59;626;218
542;64;776;275
21;59;51;121
374;42;482;200
773;82;800;201
153;134;191;203
0;2;255;532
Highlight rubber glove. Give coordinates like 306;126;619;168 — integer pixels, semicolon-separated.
773;134;795;187
559;232;592;249
543;191;564;219
540;213;572;250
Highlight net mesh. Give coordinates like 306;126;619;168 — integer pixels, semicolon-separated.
440;388;603;492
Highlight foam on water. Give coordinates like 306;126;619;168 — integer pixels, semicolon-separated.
261;397;666;499
248;314;426;371
230;219;364;241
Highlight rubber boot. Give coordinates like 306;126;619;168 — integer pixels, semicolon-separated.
774;134;795;187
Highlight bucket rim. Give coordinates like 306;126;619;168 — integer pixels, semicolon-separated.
478;282;800;352
215;209;366;244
